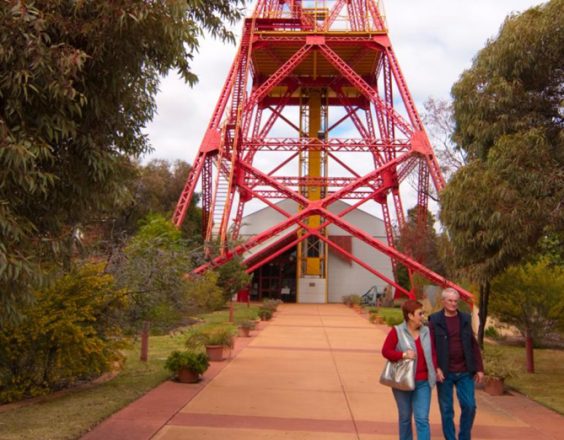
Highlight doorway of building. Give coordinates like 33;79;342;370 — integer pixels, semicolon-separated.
251;248;297;302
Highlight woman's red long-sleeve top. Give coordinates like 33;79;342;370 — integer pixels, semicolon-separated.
382;327;439;381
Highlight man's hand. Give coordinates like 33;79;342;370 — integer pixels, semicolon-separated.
436;368;445;382
474;371;484;384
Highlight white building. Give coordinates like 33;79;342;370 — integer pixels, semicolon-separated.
239;199;394;304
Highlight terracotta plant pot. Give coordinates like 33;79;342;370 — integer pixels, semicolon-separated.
238;327;251;337
484;376;504;396
206;345;225;362
177;368;200;383
370;315;385;325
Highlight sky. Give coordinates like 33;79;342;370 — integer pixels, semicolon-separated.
142;0;547;166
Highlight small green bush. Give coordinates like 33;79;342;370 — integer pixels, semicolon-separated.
184;324;236;350
165;350;209;376
384;315;404;327
258;308;273;320
485;326;500;339
484;347;518;379
188;271;225;311
262;299;281;311
0;263;128;403
238;320;256;330
349;294;361;305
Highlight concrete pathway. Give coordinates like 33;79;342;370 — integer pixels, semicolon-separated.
83;304;564;439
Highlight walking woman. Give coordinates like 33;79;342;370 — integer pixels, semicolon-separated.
381;299;442;440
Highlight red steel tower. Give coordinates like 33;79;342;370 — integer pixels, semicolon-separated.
173;0;473;301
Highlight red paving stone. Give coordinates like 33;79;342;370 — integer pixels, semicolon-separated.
82;305;564;440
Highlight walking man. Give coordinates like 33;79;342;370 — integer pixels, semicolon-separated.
429;288;484;440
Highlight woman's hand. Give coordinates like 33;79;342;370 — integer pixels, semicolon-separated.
403;349;416;360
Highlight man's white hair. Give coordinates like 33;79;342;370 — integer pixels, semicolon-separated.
441;287;460;300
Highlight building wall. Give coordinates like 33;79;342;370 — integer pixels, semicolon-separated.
239;199;394;304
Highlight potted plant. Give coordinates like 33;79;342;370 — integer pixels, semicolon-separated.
367;307;385;324
185;324;236;362
483;347;517;395
165;350;209;383
238;319;256;337
350;294;362;312
262;299;281;313
258;307;273;321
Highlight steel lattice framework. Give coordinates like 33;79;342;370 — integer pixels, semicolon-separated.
173;0;473;301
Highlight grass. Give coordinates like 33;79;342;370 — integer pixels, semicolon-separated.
0;303;259;440
484;343;564;415
198;302;259;325
377;306;404;325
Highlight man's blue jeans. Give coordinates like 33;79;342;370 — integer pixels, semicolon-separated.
437;372;477;440
392;380;431;440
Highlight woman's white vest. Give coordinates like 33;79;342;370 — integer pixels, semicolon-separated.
394;322;437;388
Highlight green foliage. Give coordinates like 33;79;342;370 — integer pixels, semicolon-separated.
484;326;500;339
0;263;128;403
395;208;446;291
238;320;257;330
258;308;273;321
114;159;202;239
0;0;245;317
384;315;404;327
442;0;563;345
262;298;282;311
187;271;226;312
349;294;361;306
444;0;564;282
111;213;195;332
378;307;404;326
483;346;518;379
184;324;236;350
215;255;252;302
490;259;564;342
164;350;209;376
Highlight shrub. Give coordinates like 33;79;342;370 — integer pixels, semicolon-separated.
110;213;196;333
165;350;209;376
188;271;225;311
184;324;236;350
238;320;256;330
0;263;128;403
349;294;361;306
258;308;273;321
485;326;500;339
262;299;281;311
384;315;404;327
484;347;518;379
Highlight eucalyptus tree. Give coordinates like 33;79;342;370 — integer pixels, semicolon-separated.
441;0;564;344
0;0;245;319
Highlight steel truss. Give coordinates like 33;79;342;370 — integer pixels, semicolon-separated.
173;0;473;302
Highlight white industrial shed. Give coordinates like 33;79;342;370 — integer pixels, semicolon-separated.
238;199;394;304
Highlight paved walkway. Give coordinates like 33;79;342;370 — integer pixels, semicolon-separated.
83;304;563;439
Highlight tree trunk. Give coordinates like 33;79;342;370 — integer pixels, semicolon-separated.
525;328;535;373
477;280;490;349
140;321;150;362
